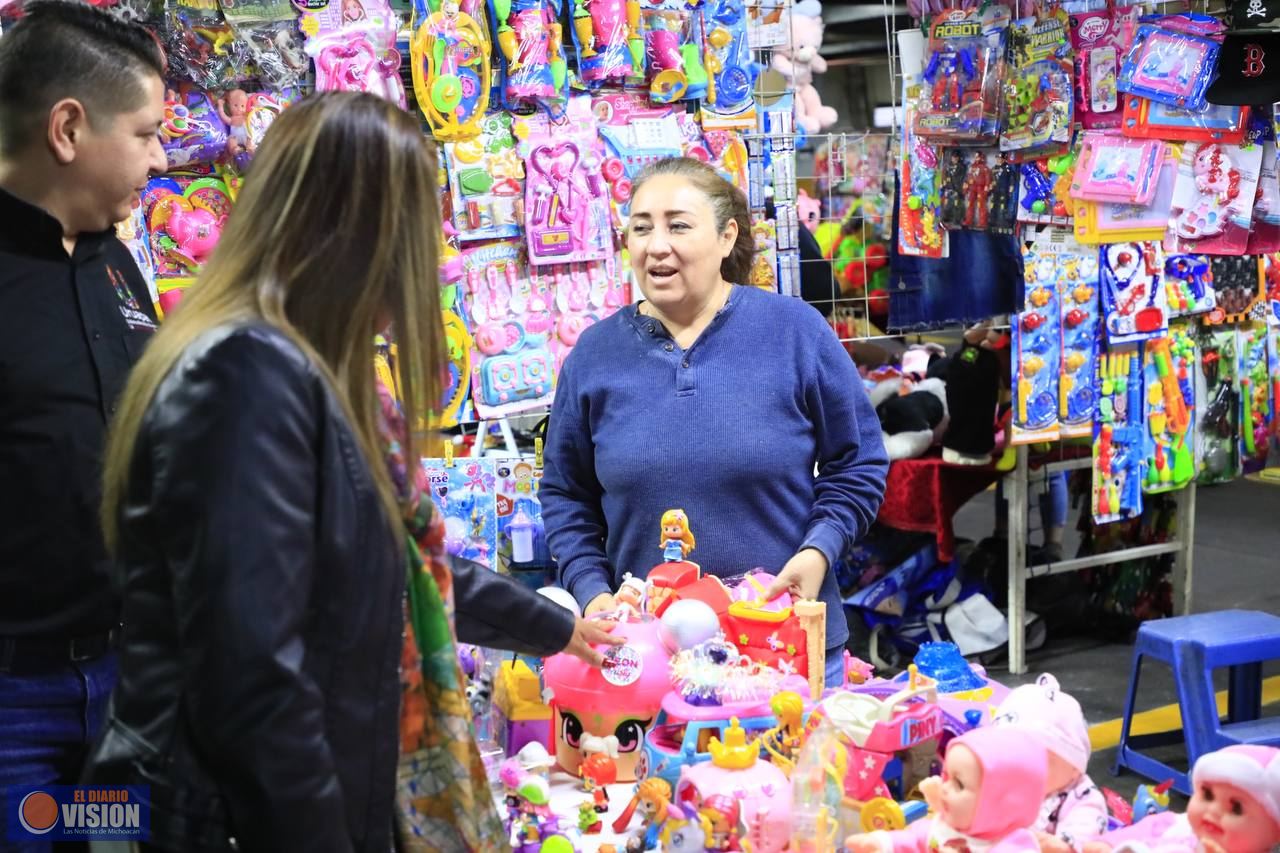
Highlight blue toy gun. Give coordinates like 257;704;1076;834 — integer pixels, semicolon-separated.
1020;162;1054;213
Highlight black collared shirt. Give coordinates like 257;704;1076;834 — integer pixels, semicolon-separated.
0;187;157;639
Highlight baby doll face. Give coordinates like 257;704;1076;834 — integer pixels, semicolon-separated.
1045;751;1082;794
554;706;651;780
663;523;683;539
1188;780;1280;853
937;745;983;832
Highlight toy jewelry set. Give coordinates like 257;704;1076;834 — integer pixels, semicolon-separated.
1166;141;1264;255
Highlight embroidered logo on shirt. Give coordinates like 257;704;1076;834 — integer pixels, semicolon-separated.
107;266;157;332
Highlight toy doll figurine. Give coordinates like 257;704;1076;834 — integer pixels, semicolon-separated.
659;508;695;562
701;794;746;851
941;150;967;228
581;753;617;813
216;89;249;158
578;800;604;834
991;674;1110;853
1084;745;1280;853
615;573;647;618
612;778;672;851
845;726;1048;853
499;758;528;823
989;152;1019;234
661;803;710;851
964;152;993;231
761;690;807;770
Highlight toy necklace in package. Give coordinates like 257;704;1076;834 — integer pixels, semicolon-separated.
1069;4;1140;129
1000;9;1073;153
489;0;567;110
1166;141;1264;256
1195;326;1241;485
514;96;613;266
422;457;498;568
1117;14;1223;112
916;5;1011;144
1101;242;1167;344
410;0;492;142
1236;321;1273;475
1142;324;1197;494
443;112;525;243
1059;252;1102;439
1093;344;1145;524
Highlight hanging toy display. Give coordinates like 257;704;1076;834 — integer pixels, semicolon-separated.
443;112;526;243
1249;121;1280;254
160;87;230;170
897;133;945;257
1000;8;1073;153
1121;96;1249;145
1196;326;1241;485
1163;254;1217;317
1074;143;1179;245
962;151;993;230
1101;242;1168;344
1117;14;1223;111
1167;141;1264;255
1069;134;1163;206
1059;252;1102;438
639;0;709;105
1013;238;1066;442
698;0;757;126
410;0;493;141
303;0;406;106
1204;255;1265;325
1069;3;1140;129
489;0;568;109
569;0;638;85
1092;345;1145;524
142;175;233;280
916;5;1011;144
1238;321;1276;474
989;151;1020;233
1142;326;1198;493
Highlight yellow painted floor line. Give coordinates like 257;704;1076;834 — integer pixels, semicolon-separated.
1088;675;1280;751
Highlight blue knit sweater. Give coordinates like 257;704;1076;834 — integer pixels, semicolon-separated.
540;285;889;653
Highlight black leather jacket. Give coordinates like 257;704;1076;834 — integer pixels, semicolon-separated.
84;323;579;852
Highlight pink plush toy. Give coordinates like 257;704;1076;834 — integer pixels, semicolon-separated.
846;726;1048;853
771;0;838;133
797;189;823;232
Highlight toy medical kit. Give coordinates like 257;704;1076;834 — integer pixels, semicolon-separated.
569;0;637;85
1167;141;1265;255
410;0;492;141
308;25;406;106
1205;255;1265;325
443;112;525;242
1070;5;1140;129
1069;134;1163;205
1101;241;1168;344
1122;96;1250;144
1093;346;1145;524
1117;17;1222;111
1196;326;1241;484
1143;327;1198;493
142;175;232;279
1163;254;1217;317
421;456;498;568
1237;320;1273;474
916;5;1012;143
489;0;567;108
638;0;709;105
1060;253;1102;438
1000;9;1073;153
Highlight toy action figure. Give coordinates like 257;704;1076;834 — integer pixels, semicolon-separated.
989;152;1019;233
923;45;976;111
940;149;966;228
580;753;616;813
963;152;993;230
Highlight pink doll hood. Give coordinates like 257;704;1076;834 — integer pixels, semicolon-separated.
952;726;1049;841
992;673;1091;774
1193;745;1280;827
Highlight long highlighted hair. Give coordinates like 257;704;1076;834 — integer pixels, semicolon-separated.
101;92;444;550
659;508;695;552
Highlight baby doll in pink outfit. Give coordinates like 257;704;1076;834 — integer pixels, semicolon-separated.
991;674;1110;852
846;726;1048;853
1085;745;1280;853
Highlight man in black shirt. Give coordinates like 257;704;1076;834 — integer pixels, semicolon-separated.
0;0;166;832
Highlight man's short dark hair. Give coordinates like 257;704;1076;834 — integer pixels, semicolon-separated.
0;1;165;157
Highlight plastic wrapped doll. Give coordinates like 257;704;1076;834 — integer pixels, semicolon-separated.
1084;745;1280;853
991;675;1110;852
660;509;695;562
845;726;1048;853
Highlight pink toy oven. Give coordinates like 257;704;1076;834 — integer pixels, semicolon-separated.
542;612;673;782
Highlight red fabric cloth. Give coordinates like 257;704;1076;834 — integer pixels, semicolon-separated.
876;451;1003;561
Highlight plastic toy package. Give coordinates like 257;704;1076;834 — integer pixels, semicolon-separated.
438;307;474;427
1074;143;1179;244
489;0;567;110
443;112;525;243
141;174;232;283
308;23;406;107
698;0;757;127
916;5;1012;144
1236;321;1273;474
1101;241;1168;344
1013;234;1078;443
1249;127;1280;255
1266;253;1280;324
1166;141;1264;257
1016;151;1075;226
1121;95;1249;144
1163;253;1216;317
1069;4;1140;129
568;0;638;86
491;455;547;576
1093;345;1145;524
1117;15;1223;112
1059;253;1102;438
1142;326;1197;494
1204;255;1265;326
549;252;629;372
639;0;709;105
159;1;252;91
1000;9;1073;153
1069;134;1163;205
421;456;499;569
116;204;159;308
898;73;946;258
595;92;685;217
409;0;492;142
160;87;229;170
1195;326;1241;485
939;149;998;231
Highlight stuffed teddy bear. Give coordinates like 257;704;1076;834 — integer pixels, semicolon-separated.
869;372;950;461
772;0;838;133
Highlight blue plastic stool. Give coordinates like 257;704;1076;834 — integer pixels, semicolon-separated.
1112;610;1280;795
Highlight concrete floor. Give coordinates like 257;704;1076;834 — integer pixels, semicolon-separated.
951;476;1280;801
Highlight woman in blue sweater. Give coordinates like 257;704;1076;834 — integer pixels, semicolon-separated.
540;157;888;686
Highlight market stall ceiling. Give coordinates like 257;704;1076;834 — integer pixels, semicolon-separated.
820;3;912;58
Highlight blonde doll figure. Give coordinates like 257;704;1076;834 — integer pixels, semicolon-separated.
660;509;696;563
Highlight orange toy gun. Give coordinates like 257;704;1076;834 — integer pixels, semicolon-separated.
1148;338;1189;436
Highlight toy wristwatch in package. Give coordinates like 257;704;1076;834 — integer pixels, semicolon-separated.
916;5;1012;143
569;0;638;85
1206;255;1265;325
1001;9;1073;153
515;96;613;266
443;112;525;242
1074;144;1179;244
639;0;709;104
1069;4;1140;129
1236;321;1273;474
1121;96;1249;144
1142;326;1197;493
1059;255;1102;438
410;0;492;141
1101;242;1168;344
421;457;499;569
698;0;756;127
489;0;567;109
1117;14;1223;111
1166;141;1264;256
1196;326;1241;484
1164;254;1216;317
1093;345;1145;524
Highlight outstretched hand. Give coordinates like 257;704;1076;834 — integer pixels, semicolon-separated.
562;616;624;668
763;548;829;602
584;592;617;617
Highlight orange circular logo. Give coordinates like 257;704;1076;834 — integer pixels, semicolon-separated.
18;791;59;834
